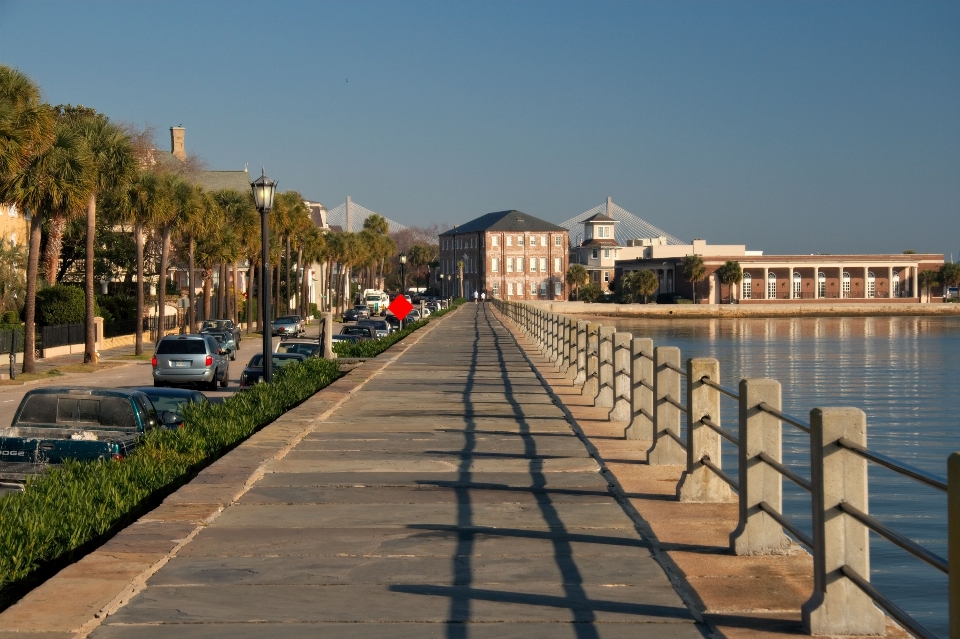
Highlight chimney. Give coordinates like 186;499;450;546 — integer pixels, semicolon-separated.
606;196;613;217
345;196;353;232
170;126;185;162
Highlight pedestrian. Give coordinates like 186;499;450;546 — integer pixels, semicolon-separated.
480;292;486;303
473;290;479;304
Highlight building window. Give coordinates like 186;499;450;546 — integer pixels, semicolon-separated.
842;272;851;298
603;271;610;283
793;272;801;297
508;282;514;296
818;272;826;297
540;235;546;246
592;271;600;283
491;258;499;273
491;235;498;247
603;249;610;258
506;257;514;272
530;236;537;247
554;281;562;297
591;248;598;259
742;273;752;299
554;257;561;273
597;226;608;238
555;235;562;247
531;282;537;295
538;281;545;296
517;235;524;246
516;258;523;273
539;257;546;272
506;235;512;247
893;272;900;296
767;272;777;299
492;282;500;297
530;257;537;272
867;271;875;298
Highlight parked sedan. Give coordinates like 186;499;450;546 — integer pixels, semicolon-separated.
239;352;307;389
356;319;391;338
275;339;322;358
133;387;207;429
271;316;304;337
200;319;241;345
339;325;376;341
152;334;230;390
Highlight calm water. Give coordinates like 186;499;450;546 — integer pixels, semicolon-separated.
587;315;959;636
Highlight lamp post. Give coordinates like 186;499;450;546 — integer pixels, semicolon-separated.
399;253;407;296
251;169;277;383
439;273;445;298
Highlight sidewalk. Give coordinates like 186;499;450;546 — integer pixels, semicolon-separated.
0;304;704;638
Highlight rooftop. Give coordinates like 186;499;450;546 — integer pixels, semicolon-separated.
442;210;566;235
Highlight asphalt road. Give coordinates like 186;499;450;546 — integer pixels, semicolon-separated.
0;320;333;428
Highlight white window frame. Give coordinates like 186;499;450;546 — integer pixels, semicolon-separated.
508;282;514;295
506;257;514;273
531;282;537;295
554;257;561;273
867;271;875;298
554;235;562;247
539;257;546;272
818;272;826;297
516;258;523;273
793;272;801;297
530;257;537;272
591;248;598;259
506;235;513;247
541;235;546;246
603;249;610;258
554;281;562;297
491;258;499;273
892;272;900;296
539;281;546;296
517;235;524;247
492;282;500;297
842;272;851;298
603;271;610;283
491;235;498;247
530;236;537;247
767;272;777;299
742;273;752;299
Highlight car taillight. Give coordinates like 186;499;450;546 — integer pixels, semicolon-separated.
205;355;213;366
151;356;157;367
112;454;124;460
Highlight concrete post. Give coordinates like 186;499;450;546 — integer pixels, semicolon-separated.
573;320;587;385
582;323;599;399
609;332;632;421
322;312;335;359
678;358;735;502
949;453;960;639
802;408;885;636
595;326;615;408
559;318;570;373
625;338;654;440
648;346;686;465
730;378;790;555
548;313;558;363
565;319;578;379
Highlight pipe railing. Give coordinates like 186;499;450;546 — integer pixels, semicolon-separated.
491;299;956;639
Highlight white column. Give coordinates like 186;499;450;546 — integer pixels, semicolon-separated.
888;266;894;299
788;266;794;300
814;266;820;299
912;266;919;301
763;267;769;299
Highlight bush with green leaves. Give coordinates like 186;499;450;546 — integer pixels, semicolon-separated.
34;285;93;326
0;356;340;599
333;299;464;358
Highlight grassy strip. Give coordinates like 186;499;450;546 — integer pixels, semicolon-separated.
333;298;465;358
0;356;340;601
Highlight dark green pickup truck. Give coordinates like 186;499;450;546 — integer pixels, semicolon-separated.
0;388;160;486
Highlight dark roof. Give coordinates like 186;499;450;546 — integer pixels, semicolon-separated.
441;210;566;236
580;238;620;248
193;170;251;193
583;213;617;223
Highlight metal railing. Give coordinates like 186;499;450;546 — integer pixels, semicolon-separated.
493;299;956;639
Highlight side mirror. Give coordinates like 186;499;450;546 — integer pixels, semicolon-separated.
219;349;226;355
161;411;183;427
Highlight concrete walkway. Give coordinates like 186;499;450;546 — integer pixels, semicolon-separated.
86;304;702;638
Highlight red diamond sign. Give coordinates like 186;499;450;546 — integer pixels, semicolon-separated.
388;294;414;321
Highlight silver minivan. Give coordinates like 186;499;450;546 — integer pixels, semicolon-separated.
152;335;229;390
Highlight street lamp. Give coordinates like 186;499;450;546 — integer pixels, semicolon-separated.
438;273;445;298
399;254;407;296
251;169;277;383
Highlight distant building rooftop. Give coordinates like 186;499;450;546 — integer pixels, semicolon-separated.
442;210;566;235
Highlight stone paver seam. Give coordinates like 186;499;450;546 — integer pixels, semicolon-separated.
71;310;457;639
488;306;711;631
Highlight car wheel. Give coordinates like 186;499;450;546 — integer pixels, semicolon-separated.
220;370;229;388
230;352;236;361
207;373;218;391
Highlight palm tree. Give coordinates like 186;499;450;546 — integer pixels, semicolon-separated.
123;171;166;354
0;65;55;187
74;113;135;362
917;269;939;303
1;120;92;373
172;181;207;330
682;254;706;303
212;189;257;322
717;260;743;304
566;264;588;300
938;262;960;301
636;269;659;303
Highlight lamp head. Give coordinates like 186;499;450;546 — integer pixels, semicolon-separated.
400;254;407;264
251;168;277;213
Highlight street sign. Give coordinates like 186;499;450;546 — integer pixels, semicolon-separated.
388;294;413;321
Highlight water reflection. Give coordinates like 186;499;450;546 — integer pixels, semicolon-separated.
580;314;960;636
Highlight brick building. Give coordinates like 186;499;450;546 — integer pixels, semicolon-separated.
439;210;569;300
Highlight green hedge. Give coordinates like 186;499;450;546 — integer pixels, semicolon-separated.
333;299;465;358
0;357;341;601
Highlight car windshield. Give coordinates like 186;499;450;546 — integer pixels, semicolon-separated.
341;326;371;336
274;317;296;324
201;320;229;330
142;393;196;416
248;353;304;367
156;339;207;355
276;343;320;356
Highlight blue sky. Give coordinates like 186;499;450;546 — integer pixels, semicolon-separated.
1;0;957;256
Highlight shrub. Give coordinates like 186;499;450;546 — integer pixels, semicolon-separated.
0;311;19;325
35;285;89;326
96;294;138;323
308;303;318;318
332;299;464;358
0;357;341;599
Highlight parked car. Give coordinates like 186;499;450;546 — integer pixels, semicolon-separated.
384;314;401;330
132;387;208;429
332;334;363;345
339;325;376;341
200;319;241;345
152;334;230;390
356;319;391;338
275;339;322;358
201;329;237;361
0;388;162;484
271;315;304;336
239;352;307;389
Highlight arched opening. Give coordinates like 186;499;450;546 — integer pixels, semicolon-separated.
818;271;826;298
867;271;876;298
842;271;851;298
767;272;777;299
892;271;900;297
793;272;802;298
742;272;752;299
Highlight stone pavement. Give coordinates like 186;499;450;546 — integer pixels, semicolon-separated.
82;303;704;638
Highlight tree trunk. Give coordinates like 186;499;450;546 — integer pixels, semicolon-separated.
135;222;144;356
285;235;291;313
187;235;195;333
274;263;281;318
232;262;240;324
44;212;67;285
84;193;97;364
22;212;42;374
296;247;304;315
203;269;212;321
248;260;256;334
156;226;171;346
